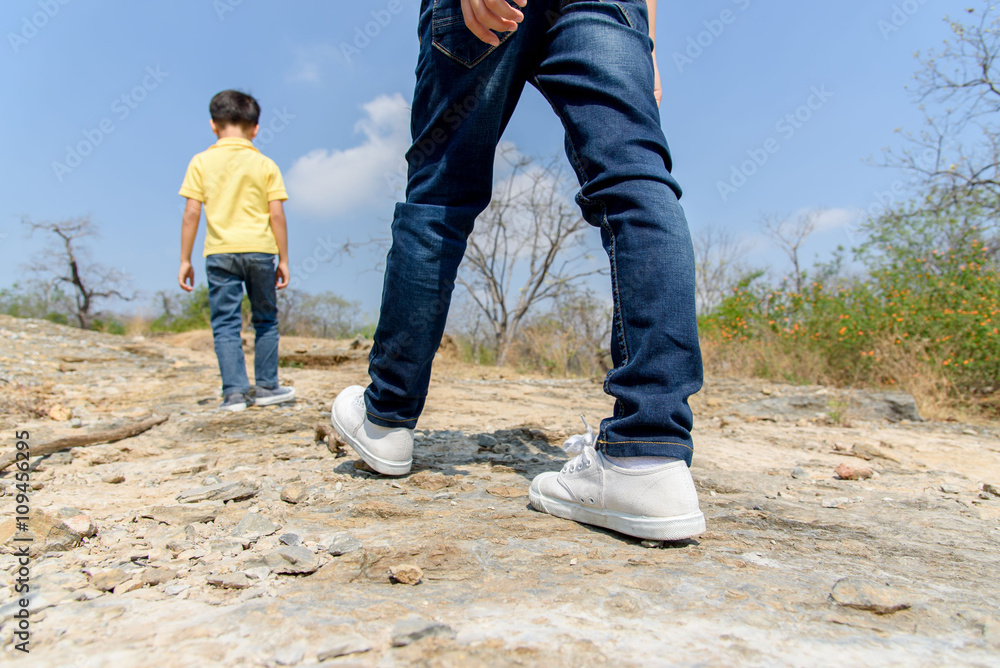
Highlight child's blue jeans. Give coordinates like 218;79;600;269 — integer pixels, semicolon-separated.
206;252;280;397
366;0;703;465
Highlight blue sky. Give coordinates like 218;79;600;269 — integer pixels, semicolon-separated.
0;0;968;315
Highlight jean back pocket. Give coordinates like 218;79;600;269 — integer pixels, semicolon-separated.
431;0;512;68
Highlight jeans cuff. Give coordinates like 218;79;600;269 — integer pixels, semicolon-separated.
598;438;694;466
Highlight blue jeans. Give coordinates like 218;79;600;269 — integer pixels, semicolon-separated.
206;252;280;397
366;0;703;464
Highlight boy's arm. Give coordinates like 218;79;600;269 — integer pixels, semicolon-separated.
269;200;290;290
178;198;201;292
648;0;661;107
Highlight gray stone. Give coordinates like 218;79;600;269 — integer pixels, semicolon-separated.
141;505;220;526
984;483;1000;498
477;433;500;448
231;512;276;538
0;510;82;557
176;481;258;504
316;635;373;660
279;532;302;546
273;646;304;666
791;466;808;479
830;578;911;615
821;497;851;509
941;484;962;495
322;533;362;556
101;473;125;484
265;546;319;575
391;615;456;646
163;583;190;596
207;572;251;589
244;566;270;580
141;567;177;586
209;538;245;557
280;483;309;504
89;569;130;592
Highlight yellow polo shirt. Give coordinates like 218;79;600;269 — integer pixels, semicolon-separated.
179;137;288;256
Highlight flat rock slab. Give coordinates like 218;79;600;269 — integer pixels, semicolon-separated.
391;616;456;646
140;505;220;526
830;578;912;615
176;481;258;503
265;546;319;574
231;512;276;538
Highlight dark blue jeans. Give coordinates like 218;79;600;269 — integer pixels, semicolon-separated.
206;252;280;397
367;0;703;464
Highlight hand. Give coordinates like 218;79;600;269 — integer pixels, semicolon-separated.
652;52;662;107
276;261;290;290
461;0;527;46
178;260;194;292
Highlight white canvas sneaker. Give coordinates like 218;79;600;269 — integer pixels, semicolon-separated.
529;444;706;541
331;385;413;476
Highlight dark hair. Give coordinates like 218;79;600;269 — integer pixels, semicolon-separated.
209;90;260;130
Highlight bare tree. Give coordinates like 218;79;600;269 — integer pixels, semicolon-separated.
457;150;606;366
883;5;1000;230
760;210;819;294
23;217;133;329
692;224;753;313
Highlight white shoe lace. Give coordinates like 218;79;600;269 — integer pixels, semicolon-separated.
561;414;597;474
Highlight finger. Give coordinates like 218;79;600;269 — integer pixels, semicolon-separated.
481;0;523;24
463;0;502;45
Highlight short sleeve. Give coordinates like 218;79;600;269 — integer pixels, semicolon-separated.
178;156;205;202
266;160;288;202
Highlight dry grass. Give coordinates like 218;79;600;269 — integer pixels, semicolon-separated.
700;333;985;421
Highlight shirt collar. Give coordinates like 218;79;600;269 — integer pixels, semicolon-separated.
211;137;259;152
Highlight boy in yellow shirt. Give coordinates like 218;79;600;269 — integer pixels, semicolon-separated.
177;90;295;411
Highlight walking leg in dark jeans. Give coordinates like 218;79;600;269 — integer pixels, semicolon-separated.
331;0;704;540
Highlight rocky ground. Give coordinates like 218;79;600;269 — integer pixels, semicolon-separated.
0;314;998;667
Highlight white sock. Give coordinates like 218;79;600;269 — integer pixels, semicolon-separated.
604;455;680;470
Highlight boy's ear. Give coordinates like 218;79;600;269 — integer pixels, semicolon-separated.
210;119;219;136
249;124;260;140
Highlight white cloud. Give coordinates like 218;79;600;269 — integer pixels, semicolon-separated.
286;44;340;85
286;94;410;217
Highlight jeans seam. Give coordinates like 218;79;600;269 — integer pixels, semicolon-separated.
533;72;629;438
366;410;416;424
431;0;513;68
598;439;693;452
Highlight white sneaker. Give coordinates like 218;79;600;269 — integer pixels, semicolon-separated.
331;385;413;476
529;444;706;541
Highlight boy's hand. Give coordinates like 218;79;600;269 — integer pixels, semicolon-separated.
276;261;290;290
461;0;526;46
178;260;195;292
653;54;662;107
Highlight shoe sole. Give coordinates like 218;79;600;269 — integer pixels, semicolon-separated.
220;402;246;412
330;402;412;476
255;387;296;406
529;484;706;541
